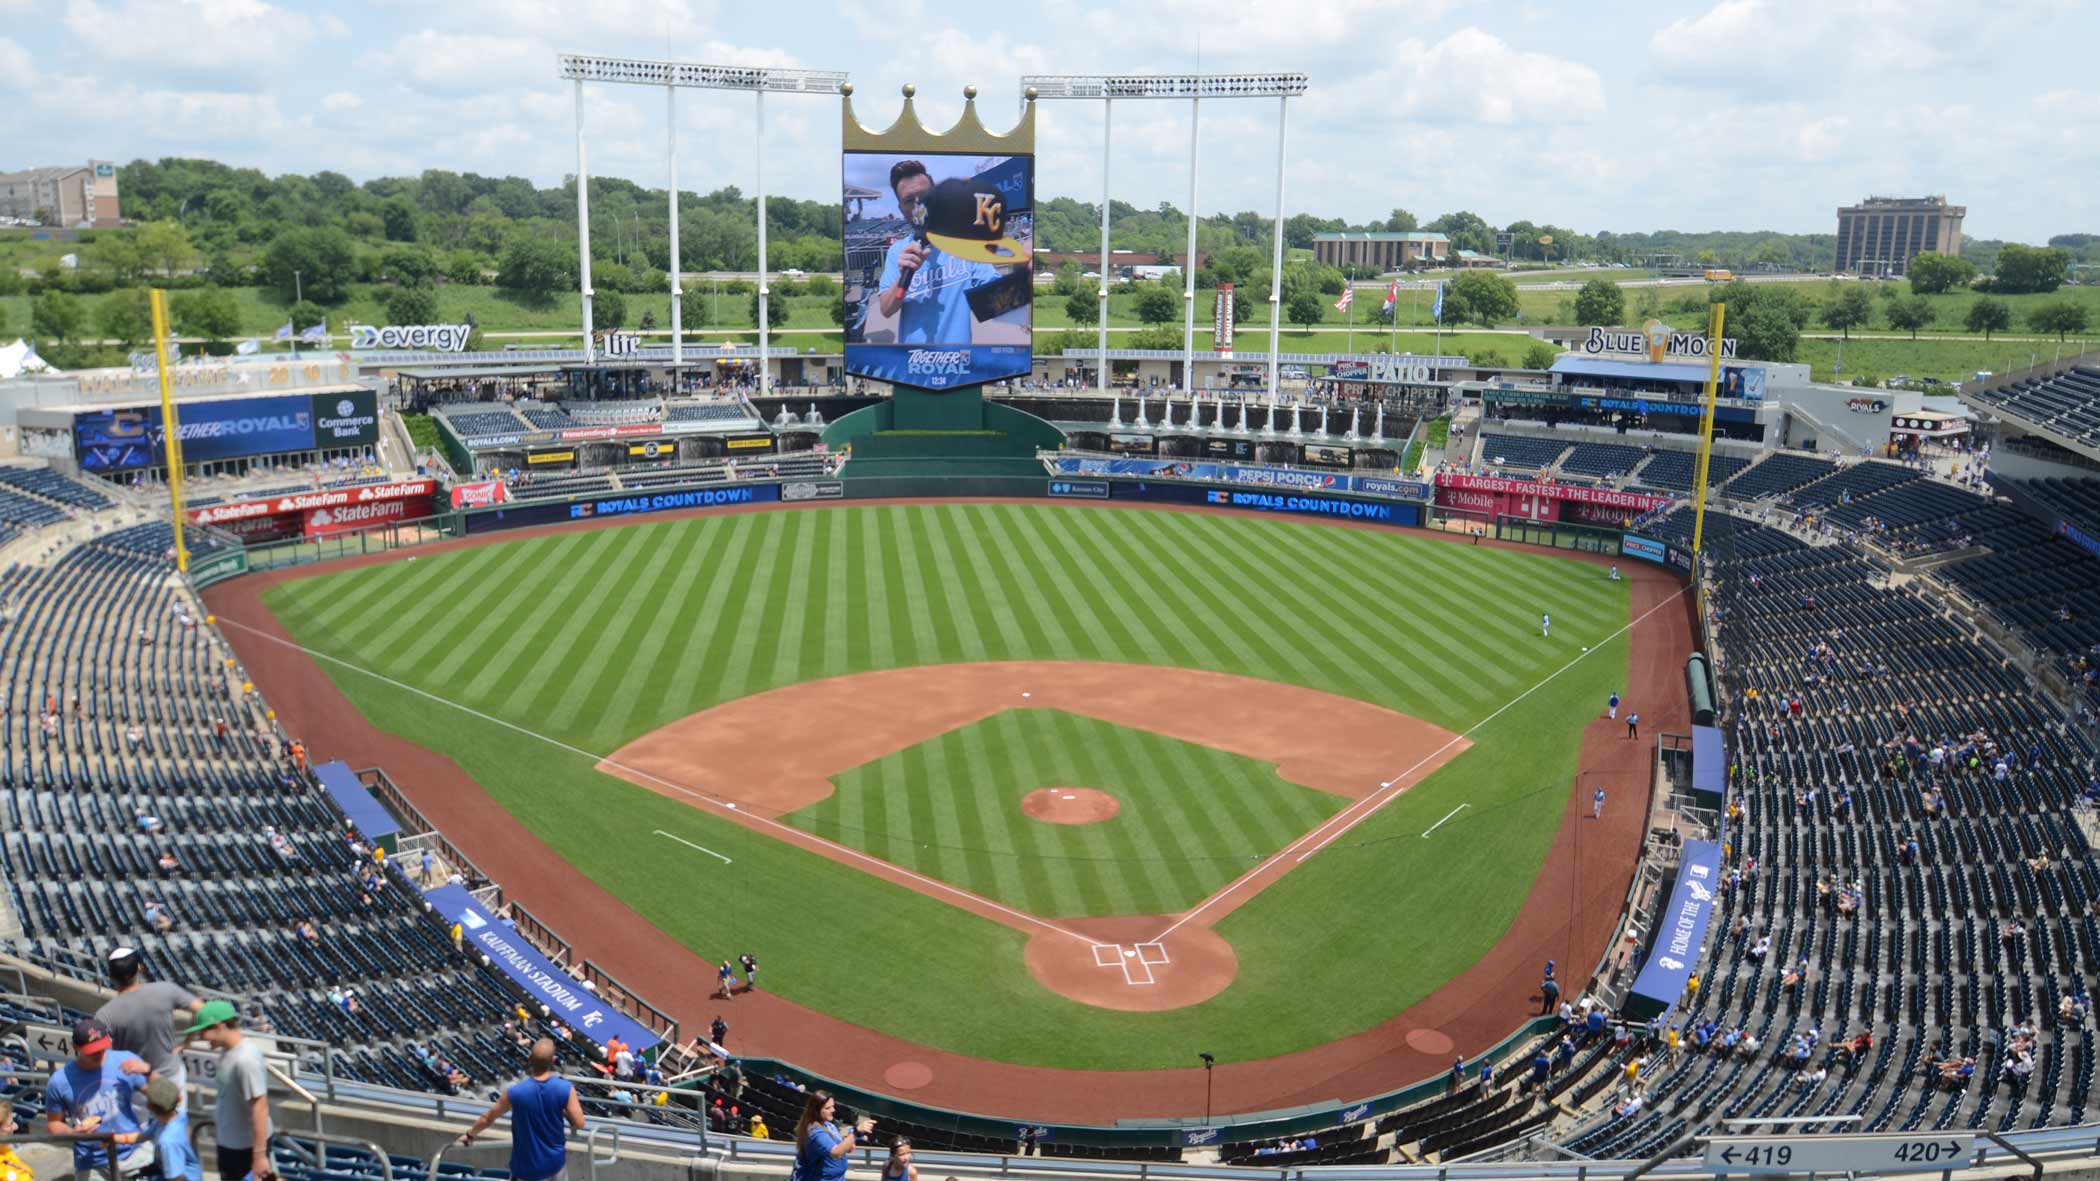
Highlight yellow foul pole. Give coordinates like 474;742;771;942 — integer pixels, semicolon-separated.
148;290;189;573
1689;301;1727;556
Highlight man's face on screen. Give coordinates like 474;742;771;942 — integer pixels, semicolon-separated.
894;172;932;222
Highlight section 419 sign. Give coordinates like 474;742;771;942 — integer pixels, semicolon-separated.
1704;1133;1973;1174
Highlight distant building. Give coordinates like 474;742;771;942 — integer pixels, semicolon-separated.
1834;195;1964;277
1454;250;1503;269
0;162;121;227
1312;231;1450;272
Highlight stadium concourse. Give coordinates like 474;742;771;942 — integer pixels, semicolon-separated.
3;441;2100;1167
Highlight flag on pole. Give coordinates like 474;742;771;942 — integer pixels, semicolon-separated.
299;321;328;343
1380;279;1399;317
1334;287;1354;313
1430;281;1446;322
235;339;260;355
273;321;294;342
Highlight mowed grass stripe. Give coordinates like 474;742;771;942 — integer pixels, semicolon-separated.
977;506;1084;656
543;522;692;734
711;512;797;704
768;509;826;691
660;513;766;713
916;506;999;663
1053;707;1179;912
589;521;725;747
948;719;1031;908
1026;508;1154;658
497;528;654;720
375;535;592;676
444;530;623;702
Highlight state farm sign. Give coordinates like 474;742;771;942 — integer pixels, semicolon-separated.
305;498;416;538
189;479;437;525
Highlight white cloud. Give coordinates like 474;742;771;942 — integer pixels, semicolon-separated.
360;30;549;92
1650;0;2068;90
63;0;336;73
1331;29;1605;125
322;91;363;112
0;36;35;88
1081;0;1463;55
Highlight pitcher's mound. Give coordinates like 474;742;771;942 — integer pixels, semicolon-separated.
1022;787;1119;825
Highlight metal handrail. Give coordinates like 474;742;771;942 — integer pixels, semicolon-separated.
430;1121;623;1181
264;1127;398;1181
1;1131;130;1181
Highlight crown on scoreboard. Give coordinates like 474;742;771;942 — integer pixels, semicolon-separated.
840;82;1036;153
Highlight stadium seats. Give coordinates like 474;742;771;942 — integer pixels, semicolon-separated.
1560;442;1649;480
1479;434;1570;470
1968;368;2100;449
1721;453;1837;501
435;406;532;439
665;402;758;426
1634;450;1751;493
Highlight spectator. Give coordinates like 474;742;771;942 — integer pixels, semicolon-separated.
44;1018;152;1181
460;1040;585;1181
793;1091;873;1181
750;1113;770;1140
96;950;203;1092
881;1137;917;1181
711;1015;728;1048
0;1098;32;1181
142;1078;200;1181
184;1001;273;1181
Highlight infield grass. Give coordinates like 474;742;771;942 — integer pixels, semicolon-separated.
260;502;1630;1069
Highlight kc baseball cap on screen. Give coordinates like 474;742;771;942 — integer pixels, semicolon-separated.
919;176;1024;265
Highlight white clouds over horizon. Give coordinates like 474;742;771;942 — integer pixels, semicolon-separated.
6;0;2097;241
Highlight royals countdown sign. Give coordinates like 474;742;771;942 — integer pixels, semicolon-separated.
424;885;659;1052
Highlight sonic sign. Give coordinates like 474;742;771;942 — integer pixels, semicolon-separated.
1582;318;1738;362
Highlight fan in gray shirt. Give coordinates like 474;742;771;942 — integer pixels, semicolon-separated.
95;949;202;1088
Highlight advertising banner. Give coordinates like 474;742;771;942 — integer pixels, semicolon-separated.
560;424;665;443
725;435;776;452
627;440;680;461
1049;457;1431;502
423;885;660;1052
527;450;576;465
843;149;1033;390
1436;473;1672;513
305;497;419;538
1627;839;1723;1016
350;323;472;352
1578;395;1757;424
189;479;437;526
1621;534;1667;564
311;390;379;449
1106;433;1156;456
1214;284;1235;352
1204;437;1254;459
565;482;780;522
1202;487;1402;523
781;479;846;502
1301;444;1354;468
77;393;326;472
1329;356;1466;384
449;480;510;510
1048;479;1110;499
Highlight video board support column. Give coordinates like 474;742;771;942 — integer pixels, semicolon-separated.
1266;94;1289;402
1182;97;1200;396
1098;99;1112;396
667;84;682;369
574;78;596;365
756;87;770;394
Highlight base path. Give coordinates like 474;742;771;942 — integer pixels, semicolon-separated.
597;660;1470;1012
205;497;1691;1123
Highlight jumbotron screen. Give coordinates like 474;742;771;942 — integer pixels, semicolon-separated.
842;151;1032;391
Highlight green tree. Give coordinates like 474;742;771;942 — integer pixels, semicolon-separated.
2029;302;2092;341
1134;284;1179;327
1712;282;1810;361
444;250;489;285
1065;291;1100;326
1884;295;1937;339
381;194;420;242
1383;208;1418;233
262;226;357;303
171;286;241;344
1449;270;1519;327
1964;297;2012;341
97;289;154;347
1573;277;1624;326
639;309;657;332
1823;285;1875;338
1521;341;1558;369
1285;289;1326;332
1905;251;1976;295
384;285;439;325
1993;244;2070;294
496;237;574;299
89;234;147;284
381;246;439;287
594;288;627;331
1053;260;1083;296
287;299;326;332
829;297;847;328
134;220;198;277
31;291;84;342
747;289;787;329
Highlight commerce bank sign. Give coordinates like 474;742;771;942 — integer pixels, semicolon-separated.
1582;319;1737;363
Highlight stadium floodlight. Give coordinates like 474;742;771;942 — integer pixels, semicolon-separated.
1023;72;1308;399
558;54;850;379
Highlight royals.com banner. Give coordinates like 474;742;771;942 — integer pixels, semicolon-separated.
424;885;660;1052
1626;838;1723;1017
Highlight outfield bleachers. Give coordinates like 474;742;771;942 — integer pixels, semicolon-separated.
1968;367;2100;449
1479;434;1570;470
1723;453;1838;501
1560;442;1649;480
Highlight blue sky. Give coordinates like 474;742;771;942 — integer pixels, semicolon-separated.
2;0;2094;242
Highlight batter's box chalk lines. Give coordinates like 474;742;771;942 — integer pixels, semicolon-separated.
213;614;1103;952
1134;941;1171;966
1089;943;1159;986
653;829;733;864
1148;582;1694;944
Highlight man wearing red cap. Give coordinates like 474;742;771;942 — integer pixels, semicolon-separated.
43;1018;152;1181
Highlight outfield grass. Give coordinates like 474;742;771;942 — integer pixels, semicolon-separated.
257;504;1625;1068
795;709;1346;917
262;504;1629;1067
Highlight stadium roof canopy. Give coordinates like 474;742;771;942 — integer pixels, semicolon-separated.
1549;355;1715;384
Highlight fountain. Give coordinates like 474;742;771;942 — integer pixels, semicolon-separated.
804;403;824;426
1264;395;1279;434
1345;406;1361;441
1373;403;1386;442
1136;396;1150;428
1110;396;1123;427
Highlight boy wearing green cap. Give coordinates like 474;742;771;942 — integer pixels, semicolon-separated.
182;1002;272;1181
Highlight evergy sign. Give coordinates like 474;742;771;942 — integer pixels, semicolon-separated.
350;323;472;352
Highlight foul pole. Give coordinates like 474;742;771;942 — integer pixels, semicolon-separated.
148;290;189;573
1690;301;1728;555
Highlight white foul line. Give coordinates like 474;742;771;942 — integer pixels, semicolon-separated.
1420;804;1469;838
1148;582;1691;944
212;614;1103;950
653;829;733;864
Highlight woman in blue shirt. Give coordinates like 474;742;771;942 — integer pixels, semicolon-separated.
793;1090;873;1181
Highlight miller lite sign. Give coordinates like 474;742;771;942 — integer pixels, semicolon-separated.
601;331;642;358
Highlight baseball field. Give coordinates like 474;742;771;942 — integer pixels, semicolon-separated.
222;500;1669;1102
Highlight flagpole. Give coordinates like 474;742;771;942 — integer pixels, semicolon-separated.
1434;282;1443;361
1346;287;1355;356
